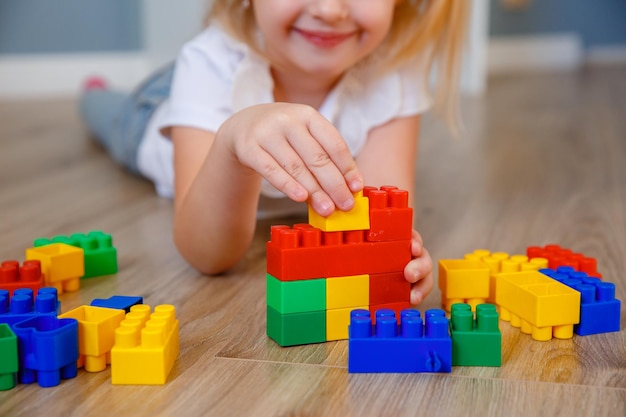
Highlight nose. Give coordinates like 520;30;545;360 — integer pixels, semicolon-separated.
309;0;349;22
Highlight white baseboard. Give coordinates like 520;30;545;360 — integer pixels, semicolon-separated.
0;52;152;99
488;33;584;75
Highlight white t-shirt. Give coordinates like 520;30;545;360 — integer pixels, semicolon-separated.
137;24;432;218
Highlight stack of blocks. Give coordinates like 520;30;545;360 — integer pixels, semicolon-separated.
266;186;413;346
438;245;620;342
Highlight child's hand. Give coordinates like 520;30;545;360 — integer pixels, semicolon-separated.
404;229;434;305
219;103;364;216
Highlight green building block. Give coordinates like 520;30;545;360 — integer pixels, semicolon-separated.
0;324;18;390
450;303;502;367
266;274;326;314
34;230;118;278
266;306;326;347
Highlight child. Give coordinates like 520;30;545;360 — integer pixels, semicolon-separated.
80;0;468;306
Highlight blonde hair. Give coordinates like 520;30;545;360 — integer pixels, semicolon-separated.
207;0;469;134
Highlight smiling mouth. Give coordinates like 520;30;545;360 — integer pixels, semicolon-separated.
293;28;357;48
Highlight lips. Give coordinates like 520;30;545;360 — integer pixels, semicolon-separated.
293;28;357;48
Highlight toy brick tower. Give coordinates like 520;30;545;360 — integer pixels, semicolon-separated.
266;186;414;347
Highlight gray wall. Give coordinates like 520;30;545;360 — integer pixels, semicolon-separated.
0;0;142;54
490;0;626;48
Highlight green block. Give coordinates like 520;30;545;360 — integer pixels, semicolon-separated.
34;230;118;278
266;274;326;314
0;324;18;391
266;306;326;347
450;303;502;367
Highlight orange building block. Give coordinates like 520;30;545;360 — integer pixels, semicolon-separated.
59;306;125;372
25;243;84;294
110;304;179;385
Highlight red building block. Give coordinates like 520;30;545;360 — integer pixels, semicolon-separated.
266;224;411;281
369;271;411;306
527;244;601;278
363;186;413;242
0;260;45;296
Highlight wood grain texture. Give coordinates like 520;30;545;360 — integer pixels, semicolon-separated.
0;66;625;417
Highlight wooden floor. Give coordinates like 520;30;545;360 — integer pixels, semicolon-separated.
1;65;625;416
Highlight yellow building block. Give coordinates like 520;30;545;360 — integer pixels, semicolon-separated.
25;243;84;293
438;259;490;311
495;270;580;341
111;304;179;385
326;305;368;341
326;274;369;310
308;191;370;232
59;306;125;372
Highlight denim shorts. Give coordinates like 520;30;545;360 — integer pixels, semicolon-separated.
79;62;175;174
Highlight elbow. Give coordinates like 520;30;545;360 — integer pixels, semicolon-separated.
173;227;243;276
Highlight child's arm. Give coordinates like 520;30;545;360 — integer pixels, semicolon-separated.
355;115;434;305
171;103;364;275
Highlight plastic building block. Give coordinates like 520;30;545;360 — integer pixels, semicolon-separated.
59;305;125;372
363;186;413;242
540;267;620;335
0;260;45;296
12;315;79;387
34;230;118;278
348;308;452;373
326;305;368;341
0;288;60;328
450;303;501;367
495;270;580;341
266;306;326;347
90;295;144;313
110;304;179;384
267;224;411;281
25;243;84;294
438;259;490;311
0;323;18;390
308;190;370;232
326;274;369;310
369;271;411;306
527;244;600;277
266;274;325;314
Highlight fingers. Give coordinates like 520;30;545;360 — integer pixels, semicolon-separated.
404;245;434;305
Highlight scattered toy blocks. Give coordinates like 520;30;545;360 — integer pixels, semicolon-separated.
0;260;45;296
59;305;125;372
540;267;621;335
348;308;452;373
527;244;600;277
308;190;370;232
90;295;144;313
34;231;117;279
25;243;84;294
0;323;18;390
438;259;490;311
495;270;580;341
450;303;501;366
110;304;179;384
12;315;79;387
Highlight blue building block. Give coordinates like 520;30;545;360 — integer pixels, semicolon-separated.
540;267;621;336
0;288;60;328
348;308;452;373
90;295;143;313
13;315;79;387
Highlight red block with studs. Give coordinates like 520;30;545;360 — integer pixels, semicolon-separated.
0;260;45;296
